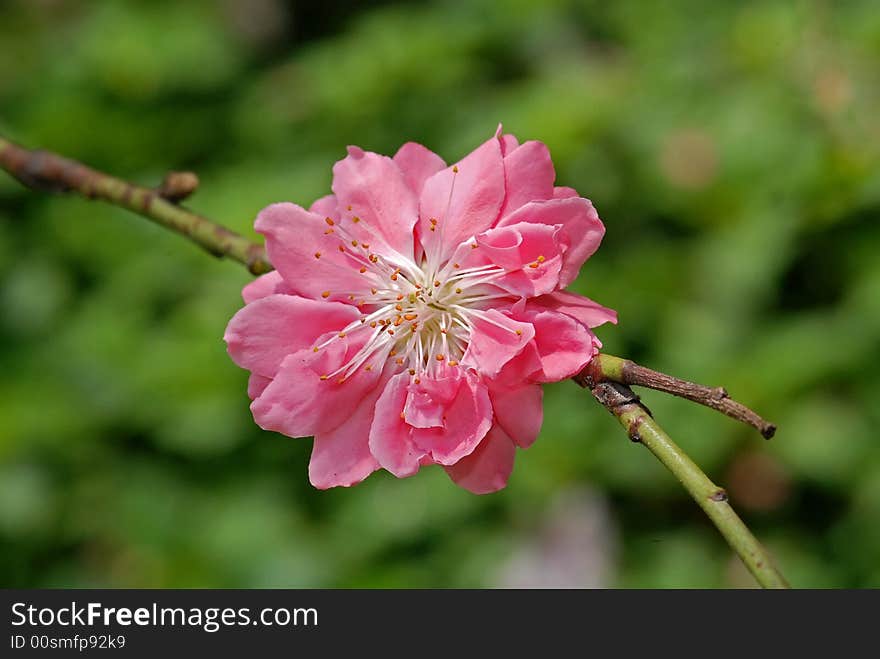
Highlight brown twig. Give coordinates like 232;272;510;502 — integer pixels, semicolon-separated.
578;378;788;588
575;353;776;439
0;136;271;275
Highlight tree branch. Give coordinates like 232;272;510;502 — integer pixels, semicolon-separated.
0;136;272;275
577;353;777;439
576;379;788;588
0;135;788;587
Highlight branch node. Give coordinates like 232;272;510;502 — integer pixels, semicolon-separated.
709;488;728;502
158;171;199;202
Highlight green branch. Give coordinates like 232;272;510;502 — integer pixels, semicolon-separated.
0;135;272;275
0;135;788;587
576;357;788;588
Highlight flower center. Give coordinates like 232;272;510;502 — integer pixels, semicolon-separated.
312;222;511;383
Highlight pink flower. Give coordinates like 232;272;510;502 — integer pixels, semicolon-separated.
224;127;616;493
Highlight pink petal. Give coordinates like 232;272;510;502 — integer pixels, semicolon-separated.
248;374;272;400
410;376;493;465
404;375;460;429
332;146;419;261
393;142;446;196
499;133;519;156
461;309;535;378
309;381;383;489
309;194;339;219
369;373;425;477
516;308;599;382
254;202;371;302
250;340;384;438
418;134;505;262
500;140;556;219
490;384;543;448
553;186;578;199
528;290;618;328
445;425;516;494
498;197;605;287
492;341;544;387
225;294;360;378
241;271;285;304
475;222;565;297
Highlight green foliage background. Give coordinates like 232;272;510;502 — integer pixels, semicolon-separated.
1;0;878;588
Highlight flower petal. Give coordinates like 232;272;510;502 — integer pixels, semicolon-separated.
332;146;419;261
445;425;516;494
552;186;578;199
248;374;272;400
410;376;493;465
498;197;605;287
475;221;565;296
309;381;383;489
528;290;618;328
514;308;600;382
309;194;339;219
224;294;360;378
255;202;371;302
369;373;425;477
241;271;285;304
500;140;556;219
418;134;505;262
461;309;535;378
490;384;543;448
250;340;384;438
393;142;446;196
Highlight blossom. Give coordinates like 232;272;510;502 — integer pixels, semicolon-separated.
224;127;616;493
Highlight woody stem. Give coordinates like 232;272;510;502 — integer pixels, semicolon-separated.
0;135;271;275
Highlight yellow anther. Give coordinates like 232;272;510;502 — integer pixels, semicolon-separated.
400;412;406;420
455;288;462;294
434;280;441;287
396;294;404;300
321;291;330;298
515;330;522;336
352;216;360;223
314;252;321;259
351;240;359;247
390;349;397;356
371;288;378;295
452;165;459;173
537;255;546;262
365;365;373;371
346;205;352;211
338;245;345;252
313;347;319;352
396;357;404;365
470;243;478;249
529;262;539;269
408;368;416;375
325;217;335;226
324;228;334;234
362;243;370;249
370;321;377;328
453;263;460;269
319;375;329;381
338;332;346;338
430;218;438;225
448;360;459;367
388;330;395;336
436;354;445;361
403;313;417;321
395;304;403;311
359;266;367;273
